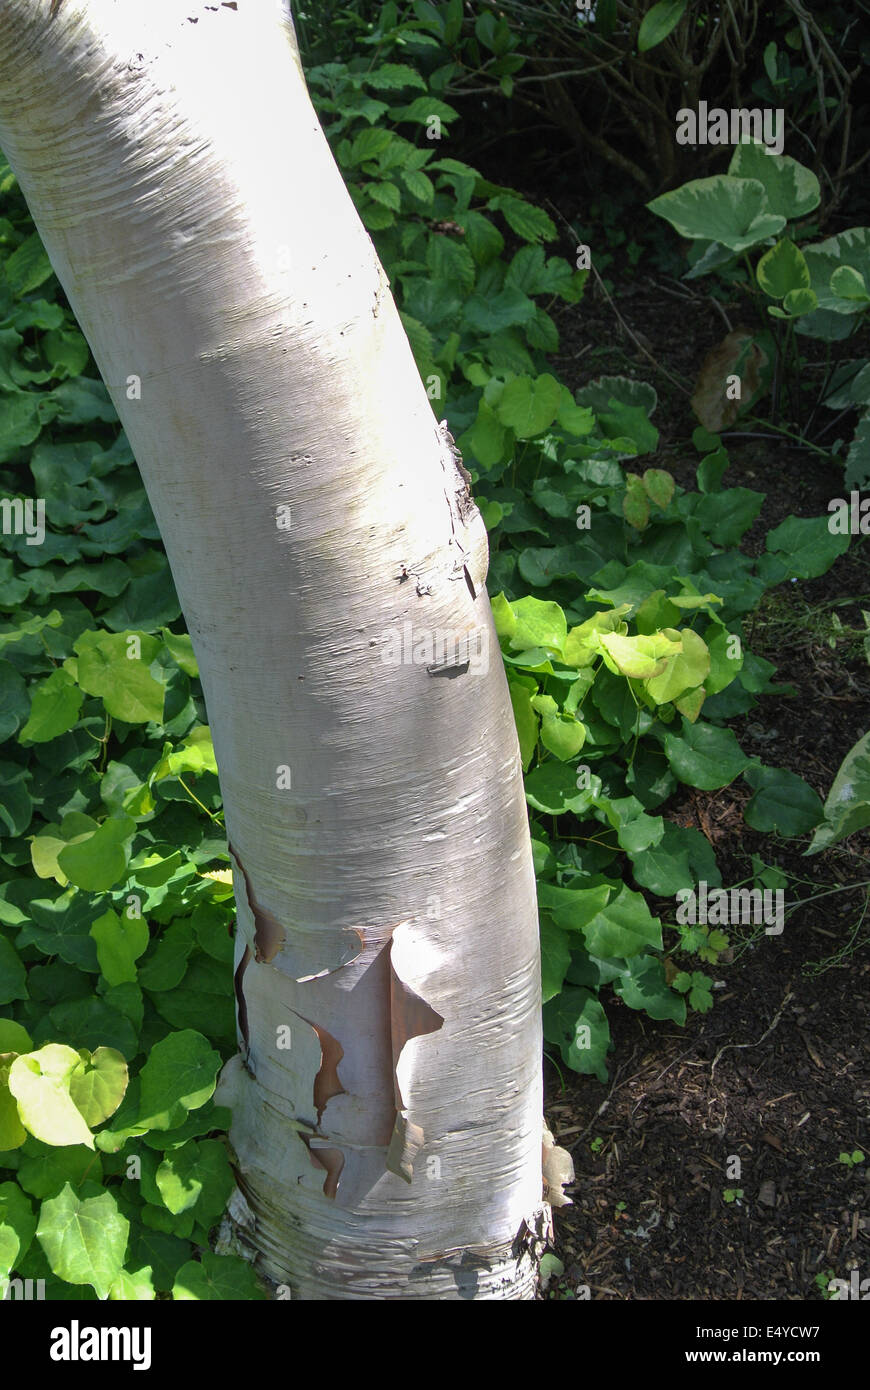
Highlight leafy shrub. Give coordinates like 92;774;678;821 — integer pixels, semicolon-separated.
649;143;870;486
301;1;870;208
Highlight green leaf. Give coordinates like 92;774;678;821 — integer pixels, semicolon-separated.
161;628;198;677
4;231;54;294
172;1251;265;1300
0;1181;36;1275
49;996;138;1059
362;63;427;92
463;288;536;333
642;468;675;509
17;1147;100;1203
631;822;721;896
14;888;100;970
763;514;850;580
830;265;870;303
110;1265;156;1301
807;730;870;853
67;1048;128;1128
50;377;117;425
456;209;504;265
845;412;870;491
538;882;612;933
58;815;136;893
644;628;710;704
89;908;149;986
647;177;785;253
543;987;610;1081
673;970;714;1012
662;719;752;789
18;668;83;743
743;765;823;837
540;919;571;1004
695;488;765;546
37;1184;128;1298
31;812;95;886
42;326;89;379
613;955;686;1023
704;622;744;693
507;679;539;771
600;630;681;679
148;955;235;1044
638;0;687;52
524;761;600;815
602;796;664;854
156;1138;233;1222
488;194;555;244
557;391;594;435
582;885;663;958
469;398;509;466
73;629;165;723
727;143;820;220
8;1045;94;1149
137;919;196;992
0;659;28;740
0;934;27;1004
137;1030;222;1132
0;390;41;460
367;180;400;211
756;237;810;299
778;286;818;317
496;374;562;438
539;708;586;761
399;168;435;204
0;1056;26;1149
802;228;870;316
505;595;567;655
623;475;649;529
0;1019;32;1053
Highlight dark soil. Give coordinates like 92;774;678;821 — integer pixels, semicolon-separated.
537;228;870;1300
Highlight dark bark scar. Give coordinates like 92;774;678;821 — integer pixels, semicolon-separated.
227;842;286;963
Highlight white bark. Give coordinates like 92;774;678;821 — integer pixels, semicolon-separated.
0;0;549;1297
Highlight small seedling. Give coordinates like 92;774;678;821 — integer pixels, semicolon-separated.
814;1269;837;1300
722;1187;744;1204
539;1253;564;1292
837;1149;865;1168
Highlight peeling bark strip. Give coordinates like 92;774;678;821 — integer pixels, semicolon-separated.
287;1011;346;1124
228;842;285;963
384;931;444;1182
0;0;545;1296
233;943;252;1053
302;1141;345;1200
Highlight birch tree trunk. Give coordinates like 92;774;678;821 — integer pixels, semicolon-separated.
0;0;558;1298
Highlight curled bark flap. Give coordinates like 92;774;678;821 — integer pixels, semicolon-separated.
542;1123;575;1208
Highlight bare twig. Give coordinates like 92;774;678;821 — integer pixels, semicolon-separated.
710;988;794;1080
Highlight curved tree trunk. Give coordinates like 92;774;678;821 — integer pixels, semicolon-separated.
0;0;552;1297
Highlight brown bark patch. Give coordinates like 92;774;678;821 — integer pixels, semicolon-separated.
691;329;768;432
227;842;285;963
